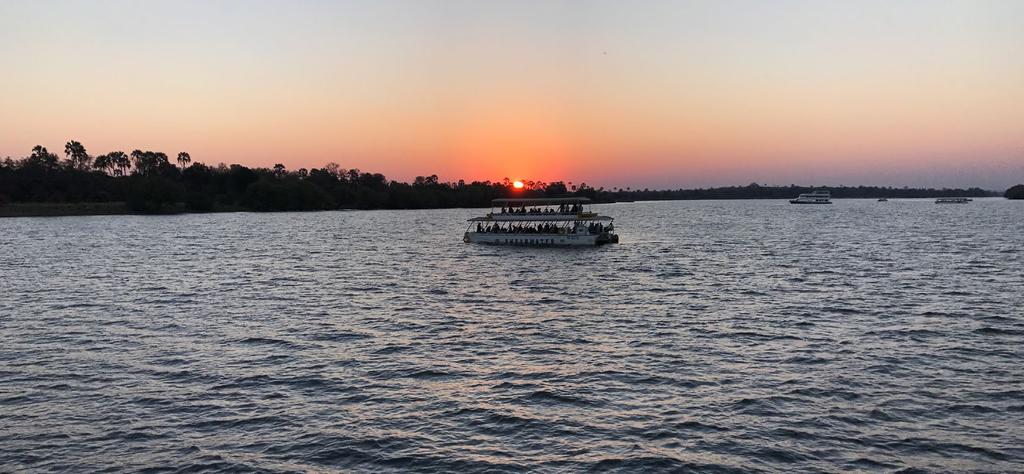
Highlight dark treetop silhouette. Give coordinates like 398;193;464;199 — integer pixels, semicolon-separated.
1005;184;1024;199
0;140;1001;215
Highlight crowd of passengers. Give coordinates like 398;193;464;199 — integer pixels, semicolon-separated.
499;204;584;214
476;222;609;234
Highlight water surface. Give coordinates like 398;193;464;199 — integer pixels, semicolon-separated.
2;199;1022;472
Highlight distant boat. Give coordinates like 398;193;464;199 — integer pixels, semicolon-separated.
935;198;972;204
789;191;831;204
877;198;888;202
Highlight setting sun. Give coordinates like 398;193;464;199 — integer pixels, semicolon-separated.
513;181;525;189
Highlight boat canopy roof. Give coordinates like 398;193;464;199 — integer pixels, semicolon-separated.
492;197;590;205
469;215;613;222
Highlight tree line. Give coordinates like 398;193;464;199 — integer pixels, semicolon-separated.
0;140;1007;214
1006;184;1024;199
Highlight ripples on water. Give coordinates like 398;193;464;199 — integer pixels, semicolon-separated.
1;199;1022;472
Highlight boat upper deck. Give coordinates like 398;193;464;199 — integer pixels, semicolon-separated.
469;214;612;222
491;197;591;206
470;197;612;222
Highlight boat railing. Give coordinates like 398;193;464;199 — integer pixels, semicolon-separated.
485;211;597;219
469;228;607;236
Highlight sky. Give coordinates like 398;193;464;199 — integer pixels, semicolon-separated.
1;0;1022;189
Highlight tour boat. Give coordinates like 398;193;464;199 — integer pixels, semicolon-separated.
935;198;972;204
464;198;619;247
789;191;832;204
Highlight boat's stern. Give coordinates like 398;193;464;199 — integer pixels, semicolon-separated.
596;232;619;245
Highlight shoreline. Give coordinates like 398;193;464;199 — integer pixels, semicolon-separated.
0;202;132;218
1;197;1012;218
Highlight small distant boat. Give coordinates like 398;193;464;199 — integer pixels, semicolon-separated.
877;198;888;202
789;191;831;204
935;198;972;204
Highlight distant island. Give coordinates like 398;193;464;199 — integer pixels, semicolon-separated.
0;141;1008;217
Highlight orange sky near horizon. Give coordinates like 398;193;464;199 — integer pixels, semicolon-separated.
1;1;1022;189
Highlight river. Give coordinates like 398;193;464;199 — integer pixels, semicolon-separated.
2;198;1022;471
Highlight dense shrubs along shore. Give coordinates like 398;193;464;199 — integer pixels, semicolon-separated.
1005;184;1024;199
0;141;1007;215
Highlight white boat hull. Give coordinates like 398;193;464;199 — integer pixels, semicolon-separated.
464;232;616;247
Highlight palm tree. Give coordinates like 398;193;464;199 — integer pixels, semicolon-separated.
152;152;169;169
100;151;127;177
93;153;112;174
94;151;127;175
64;140;91;170
29;145;59;169
176;152;191;168
106;151;129;176
130;149;145;174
